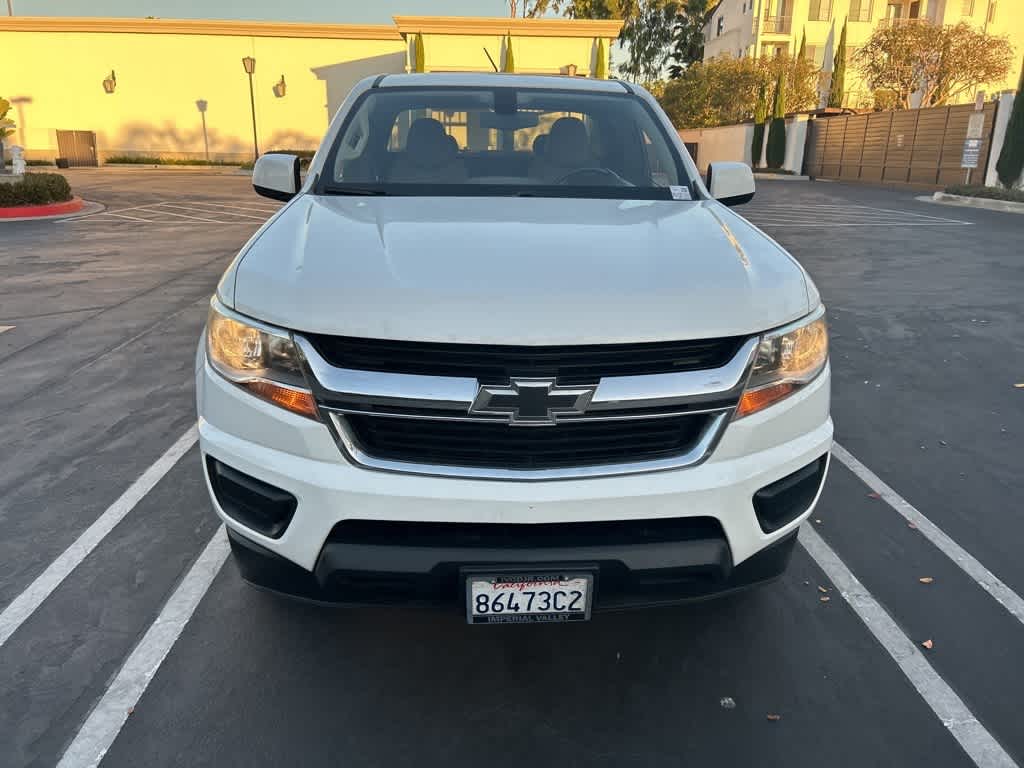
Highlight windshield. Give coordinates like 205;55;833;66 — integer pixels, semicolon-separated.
320;86;694;200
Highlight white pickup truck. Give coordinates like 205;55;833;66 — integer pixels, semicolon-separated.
197;72;832;624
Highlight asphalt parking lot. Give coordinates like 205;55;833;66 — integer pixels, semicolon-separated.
1;169;1022;768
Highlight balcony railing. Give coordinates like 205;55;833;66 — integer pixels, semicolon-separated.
761;15;792;34
879;16;930;26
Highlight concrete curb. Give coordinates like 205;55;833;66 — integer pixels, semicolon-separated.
96;164;246;174
753;173;811;181
919;192;1024;215
0;199;105;222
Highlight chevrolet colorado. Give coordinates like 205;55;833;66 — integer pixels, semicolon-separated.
196;73;832;624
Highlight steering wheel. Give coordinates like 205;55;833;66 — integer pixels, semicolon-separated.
553;167;632;186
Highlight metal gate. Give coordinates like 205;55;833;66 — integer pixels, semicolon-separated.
55;130;99;167
803;102;998;186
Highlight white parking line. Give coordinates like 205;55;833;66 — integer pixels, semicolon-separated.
832;442;1024;627
0;426;198;648
157;202;268;221
800;524;1017;768
142;207;227;224
184;201;281;214
0;325;14;334
55;525;230;768
90;211;159;223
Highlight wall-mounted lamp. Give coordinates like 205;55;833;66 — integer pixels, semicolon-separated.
272;75;287;98
566;63;578;77
102;70;117;94
241;56;256;75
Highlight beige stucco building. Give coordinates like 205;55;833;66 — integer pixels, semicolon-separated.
0;15;621;163
703;0;1022;108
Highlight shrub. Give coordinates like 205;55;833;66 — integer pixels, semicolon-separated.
944;184;1024;203
0;172;73;206
995;58;1024;189
27;159;55;166
104;155;239;166
766;70;787;169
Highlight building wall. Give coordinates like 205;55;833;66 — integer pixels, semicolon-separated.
0;16;622;162
704;0;1021;108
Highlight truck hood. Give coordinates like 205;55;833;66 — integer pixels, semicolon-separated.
231;195;812;345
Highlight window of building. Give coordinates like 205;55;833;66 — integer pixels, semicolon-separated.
762;43;786;58
849;0;872;21
808;0;832;21
804;44;827;67
961;0;974;14
716;16;725;35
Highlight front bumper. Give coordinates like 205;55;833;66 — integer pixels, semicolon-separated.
197;351;832;609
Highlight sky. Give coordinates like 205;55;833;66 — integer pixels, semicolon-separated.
8;0;515;23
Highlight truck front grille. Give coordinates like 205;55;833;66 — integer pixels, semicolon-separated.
303;334;746;383
343;413;713;471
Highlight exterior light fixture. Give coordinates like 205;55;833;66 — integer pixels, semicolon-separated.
273;75;287;98
241;57;259;160
566;63;578;77
102;70;117;94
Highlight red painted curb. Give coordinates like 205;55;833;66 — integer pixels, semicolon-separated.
0;196;85;219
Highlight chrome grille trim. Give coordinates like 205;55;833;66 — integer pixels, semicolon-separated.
328;411;732;482
293;334;758;481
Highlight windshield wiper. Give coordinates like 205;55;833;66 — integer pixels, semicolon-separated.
322;185;388;196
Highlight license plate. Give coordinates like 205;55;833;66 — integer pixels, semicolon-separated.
466;572;593;624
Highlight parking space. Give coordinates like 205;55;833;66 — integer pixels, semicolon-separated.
1;172;1022;768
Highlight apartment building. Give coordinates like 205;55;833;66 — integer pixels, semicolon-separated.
703;0;1021;108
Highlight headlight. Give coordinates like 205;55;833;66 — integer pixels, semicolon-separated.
206;297;319;419
736;305;828;418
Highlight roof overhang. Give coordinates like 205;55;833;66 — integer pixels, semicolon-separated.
392;16;624;39
0;16;403;40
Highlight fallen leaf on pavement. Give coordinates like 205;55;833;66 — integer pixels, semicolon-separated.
820;596;831;602
1014;383;1024;389
766;714;781;721
818;585;829;593
922;639;934;649
814;518;823;524
868;492;881;499
720;697;736;709
908;522;918;530
919;577;934;584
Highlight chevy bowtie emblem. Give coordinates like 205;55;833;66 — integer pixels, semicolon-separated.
469;378;596;426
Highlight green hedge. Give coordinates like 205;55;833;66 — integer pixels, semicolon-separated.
944;184;1024;203
104;155;238;166
0;173;73;207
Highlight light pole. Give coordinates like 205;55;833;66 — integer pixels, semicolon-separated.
241;56;259;162
196;99;210;163
6;1;13;17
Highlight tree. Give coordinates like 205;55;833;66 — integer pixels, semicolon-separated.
995;58;1024;188
751;83;768;167
594;38;608;78
656;54;818;129
766;69;787;168
797;29;806;62
759;54;819;114
503;33;516;72
659;57;763;128
828;20;847;108
854;21;1013;110
413;33;425;73
667;0;715;78
617;1;680;81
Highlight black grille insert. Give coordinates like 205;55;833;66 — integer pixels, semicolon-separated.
328;516;726;548
304;334;745;383
343;413;711;470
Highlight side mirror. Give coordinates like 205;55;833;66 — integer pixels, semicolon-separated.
706;161;755;207
253;153;301;201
